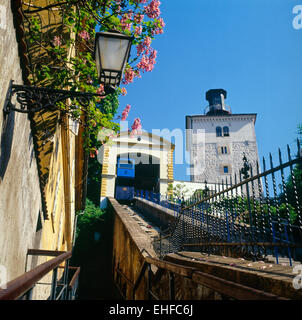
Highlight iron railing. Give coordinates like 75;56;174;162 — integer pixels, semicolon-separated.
134;190;182;218
0;249;80;300
135;140;302;266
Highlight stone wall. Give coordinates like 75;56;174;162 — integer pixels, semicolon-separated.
110;198;301;300
0;1;42;282
188;114;260;185
109;197;157;299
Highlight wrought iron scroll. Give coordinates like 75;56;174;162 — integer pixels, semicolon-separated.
3;80;113;115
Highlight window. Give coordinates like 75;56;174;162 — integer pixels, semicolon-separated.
118;163;133;170
118;159;134;170
221;146;228;154
218;146;229;155
216;126;222;137
223;166;229;173
223;126;229;136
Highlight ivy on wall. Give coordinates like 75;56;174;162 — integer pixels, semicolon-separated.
22;0;165;152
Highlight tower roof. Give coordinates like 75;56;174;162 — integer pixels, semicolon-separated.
205;88;230;116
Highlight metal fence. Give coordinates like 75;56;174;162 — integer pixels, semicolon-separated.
0;250;80;300
136;139;302;266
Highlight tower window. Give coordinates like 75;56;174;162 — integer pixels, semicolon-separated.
221;146;228;154
216;126;222;137
223;166;229;173
223;126;229;136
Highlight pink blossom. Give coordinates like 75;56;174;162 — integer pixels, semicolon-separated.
136;36;152;55
78;30;90;40
96;84;105;95
158;17;165;28
144;0;161;19
130;117;142;136
121;87;127;96
136;38;151;56
90;148;98;158
134;26;143;36
52;36;62;47
121;11;133;31
134;13;144;24
121;104;131;121
153;17;165;35
123;66;135;84
137;49;157;72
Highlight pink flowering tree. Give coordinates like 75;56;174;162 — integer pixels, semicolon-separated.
24;0;165;156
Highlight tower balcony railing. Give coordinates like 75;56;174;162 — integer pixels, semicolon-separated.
204;104;232;115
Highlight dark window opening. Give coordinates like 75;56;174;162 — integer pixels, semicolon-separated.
216;126;222;137
221;146;228;154
223;126;229;136
223;166;229;173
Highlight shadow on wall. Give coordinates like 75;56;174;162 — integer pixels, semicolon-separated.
0;112;15;181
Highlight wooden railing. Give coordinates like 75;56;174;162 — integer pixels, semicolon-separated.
116;255;289;300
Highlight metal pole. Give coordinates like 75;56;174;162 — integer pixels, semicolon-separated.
169;272;175;300
50;267;58;300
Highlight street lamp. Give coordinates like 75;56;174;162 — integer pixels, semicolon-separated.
4;31;133;115
95;31;132;87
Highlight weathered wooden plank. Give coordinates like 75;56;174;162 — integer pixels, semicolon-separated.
192;271;288;300
145;257;193;278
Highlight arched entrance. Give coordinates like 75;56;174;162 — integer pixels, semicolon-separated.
115;153;160;201
99;131;175;208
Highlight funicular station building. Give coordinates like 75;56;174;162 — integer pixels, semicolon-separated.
98;131;175;208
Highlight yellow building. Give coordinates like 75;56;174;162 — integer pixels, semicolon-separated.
0;1;87;299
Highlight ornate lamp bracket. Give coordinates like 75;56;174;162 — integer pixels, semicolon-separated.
3;80;114;115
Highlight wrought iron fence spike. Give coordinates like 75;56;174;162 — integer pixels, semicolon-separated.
278;148;283;164
269;152;274;169
287;144;291;162
262;156;266;171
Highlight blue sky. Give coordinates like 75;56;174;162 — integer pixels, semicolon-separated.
118;0;302;181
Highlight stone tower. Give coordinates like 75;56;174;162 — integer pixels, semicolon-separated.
186;89;260;184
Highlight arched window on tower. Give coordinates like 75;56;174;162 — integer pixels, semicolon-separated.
223;126;229;136
216;126;222;137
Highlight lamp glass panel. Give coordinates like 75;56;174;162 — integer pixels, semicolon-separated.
97;35;130;72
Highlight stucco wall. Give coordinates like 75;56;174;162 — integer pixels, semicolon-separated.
0;0;42;282
188;114;260;184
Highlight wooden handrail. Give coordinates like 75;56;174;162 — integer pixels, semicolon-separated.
27;249;67;256
145;256;194;278
0;251;72;300
129;255;288;300
192;270;288;300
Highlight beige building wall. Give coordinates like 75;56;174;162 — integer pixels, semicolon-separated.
0;0;42;283
0;1;84;299
99;131;175;208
